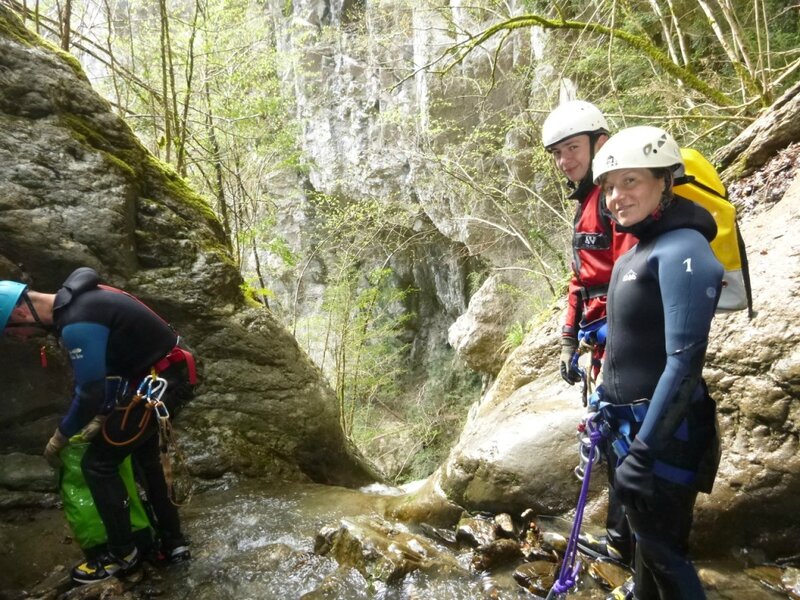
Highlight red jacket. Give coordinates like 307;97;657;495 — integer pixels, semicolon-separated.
563;185;636;338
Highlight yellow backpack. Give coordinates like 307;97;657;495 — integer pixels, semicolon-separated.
675;148;753;316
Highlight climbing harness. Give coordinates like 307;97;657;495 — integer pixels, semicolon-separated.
101;370;189;506
598;400;650;463
546;416;605;599
102;370;169;447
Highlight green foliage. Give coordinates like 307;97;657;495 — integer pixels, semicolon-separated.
240;278;274;308
500;320;528;354
315;265;413;438
443;1;798;148
352;348;483;483
467;269;489;298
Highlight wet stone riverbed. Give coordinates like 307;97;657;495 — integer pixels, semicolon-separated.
0;477;796;599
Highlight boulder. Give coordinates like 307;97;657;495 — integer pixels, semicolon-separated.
0;7;373;489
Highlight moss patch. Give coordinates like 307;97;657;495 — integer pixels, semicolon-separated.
0;7;85;78
144;155;220;224
59;112;140;180
0;7;40;47
59;112;230;258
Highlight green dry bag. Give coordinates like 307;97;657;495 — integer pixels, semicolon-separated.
59;440;153;554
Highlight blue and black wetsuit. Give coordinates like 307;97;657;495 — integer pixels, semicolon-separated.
603;197;723;600
53;267;191;558
54;267;179;437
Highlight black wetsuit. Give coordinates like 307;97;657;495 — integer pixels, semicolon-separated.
603;197;723;599
53;267;191;557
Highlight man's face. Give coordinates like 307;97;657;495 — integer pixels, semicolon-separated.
549;134;593;183
4;304;43;340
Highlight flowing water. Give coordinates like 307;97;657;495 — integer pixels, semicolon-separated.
1;476;793;599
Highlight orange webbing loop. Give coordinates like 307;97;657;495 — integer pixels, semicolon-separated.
102;400;154;447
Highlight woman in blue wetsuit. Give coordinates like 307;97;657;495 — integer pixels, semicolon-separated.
592;126;723;600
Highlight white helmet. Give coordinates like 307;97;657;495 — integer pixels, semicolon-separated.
592;125;685;183
542;100;609;148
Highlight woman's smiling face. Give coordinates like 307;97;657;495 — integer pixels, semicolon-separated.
602;168;665;226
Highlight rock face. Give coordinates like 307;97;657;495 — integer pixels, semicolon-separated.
448;273;533;376
695;168;800;554
256;0;544;362
0;7;373;489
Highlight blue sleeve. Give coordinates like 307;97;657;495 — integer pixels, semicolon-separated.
58;322;110;437
636;229;723;448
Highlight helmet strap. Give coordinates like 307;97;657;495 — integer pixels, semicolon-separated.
21;292;50;329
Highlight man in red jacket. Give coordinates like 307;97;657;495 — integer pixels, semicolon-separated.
542;100;636;567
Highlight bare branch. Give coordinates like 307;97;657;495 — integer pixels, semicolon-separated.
442;13;736;107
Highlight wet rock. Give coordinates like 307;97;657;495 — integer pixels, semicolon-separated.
455;514;496;548
299;566;370;599
0;489;60;509
783;566;800;599
513;560;558;596
61;577;125;599
519;529;557;563
698;562;793;599
0;453;57;492
541;531;567;554
587;557;632;590
520;508;537;532
777;552;800;567
24;564;72;599
493;513;515;538
314;516;463;583
744;565;784;594
418;522;458;547
471;538;522;572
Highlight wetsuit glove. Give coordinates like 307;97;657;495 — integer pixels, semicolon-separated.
559;336;581;385
614;437;657;513
44;429;68;468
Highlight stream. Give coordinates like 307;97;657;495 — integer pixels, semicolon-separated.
0;477;795;599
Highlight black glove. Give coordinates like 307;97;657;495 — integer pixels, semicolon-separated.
559;336;582;385
614;437;658;513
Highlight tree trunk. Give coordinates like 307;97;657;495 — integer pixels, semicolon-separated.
59;0;70;51
158;0;173;163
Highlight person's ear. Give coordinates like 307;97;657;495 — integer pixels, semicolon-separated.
594;133;609;152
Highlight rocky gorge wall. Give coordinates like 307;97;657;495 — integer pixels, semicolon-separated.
0;6;374;497
258;0;546;365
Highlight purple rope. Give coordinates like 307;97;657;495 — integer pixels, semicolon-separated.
547;423;604;598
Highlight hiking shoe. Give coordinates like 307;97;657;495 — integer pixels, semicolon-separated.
153;537;191;565
606;576;635;600
166;543;191;563
578;533;629;564
71;547;139;584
